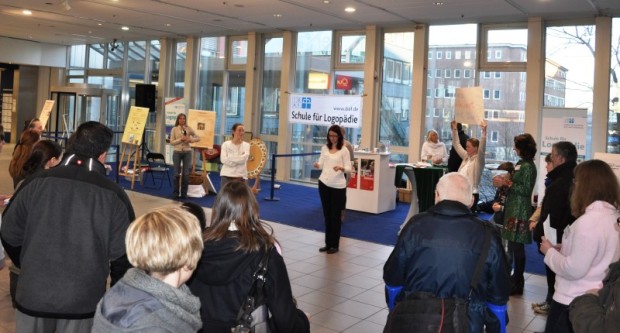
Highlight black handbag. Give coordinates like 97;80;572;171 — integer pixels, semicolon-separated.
384;226;493;333
231;248;273;333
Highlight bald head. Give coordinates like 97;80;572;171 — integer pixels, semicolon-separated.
435;173;474;207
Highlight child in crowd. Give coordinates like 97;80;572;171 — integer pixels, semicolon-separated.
477;162;514;225
92;206;204;333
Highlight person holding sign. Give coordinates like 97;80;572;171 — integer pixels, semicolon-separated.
170;113;200;199
420;129;448;165
450;119;487;211
220;123;250;189
540;160;620;333
313;125;352;254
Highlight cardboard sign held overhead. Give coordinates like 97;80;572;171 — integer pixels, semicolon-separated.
38;100;55;131
454;87;484;125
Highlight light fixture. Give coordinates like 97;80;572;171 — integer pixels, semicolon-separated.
323;0;331;3
22;9;32;15
345;6;355;13
61;0;71;11
121;26;129;31
433;2;445;5
273;13;282;18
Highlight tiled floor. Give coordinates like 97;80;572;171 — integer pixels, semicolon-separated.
0;143;548;332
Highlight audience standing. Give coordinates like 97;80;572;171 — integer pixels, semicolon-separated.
499;133;538;296
540;159;620;333
92;206;203;333
189;181;309;333
383;173;510;332
1;121;135;333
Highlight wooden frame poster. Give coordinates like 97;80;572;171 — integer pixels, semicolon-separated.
188;109;216;149
121;106;150;145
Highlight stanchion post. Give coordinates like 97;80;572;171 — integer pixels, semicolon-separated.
264;153;280;201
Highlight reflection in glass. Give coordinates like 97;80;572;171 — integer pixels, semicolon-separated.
340;34;366;64
608;18;620;154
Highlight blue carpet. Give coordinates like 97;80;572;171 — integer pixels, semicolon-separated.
111;167;545;275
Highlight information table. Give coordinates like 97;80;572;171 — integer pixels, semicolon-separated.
346;151;396;214
395;164;448;224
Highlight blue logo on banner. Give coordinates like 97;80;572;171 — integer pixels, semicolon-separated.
301;97;311;109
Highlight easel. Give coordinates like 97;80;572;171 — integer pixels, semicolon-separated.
197;149;217;194
118;143;142;189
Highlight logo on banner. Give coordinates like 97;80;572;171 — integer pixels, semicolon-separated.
565;118;575;124
291;96;312;109
564;117;584;129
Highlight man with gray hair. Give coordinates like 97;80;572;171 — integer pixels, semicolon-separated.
383;173;510;332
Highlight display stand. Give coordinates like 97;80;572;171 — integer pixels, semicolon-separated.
118;143;142;190
346;151;396;214
247;138;267;194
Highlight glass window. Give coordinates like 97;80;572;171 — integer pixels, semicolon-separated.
490;130;499;142
230;38;248;66
428;51;433;59
434;108;441;117
174;41;186;97
88;44;104;69
70;45;86;68
483;71;491;79
545;25;595;156
260;37;282;136
494;72;502;79
485;27;528;63
464;69;471;78
380;31;414;148
291;31;332;182
609;18;620;153
437;51;442;59
455;51;461;59
107;42;124;69
446;51;452;59
197;36;226;140
444;69;451;78
427;24;477;154
493;90;501;100
435;69;441;78
483;89;490;99
454;69;461;78
339;33;366;64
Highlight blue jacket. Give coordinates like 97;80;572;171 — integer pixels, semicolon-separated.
383;200;511;332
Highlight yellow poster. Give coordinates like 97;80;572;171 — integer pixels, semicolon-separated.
121;106;150;145
38;100;55;131
455;87;484;125
188;109;216;149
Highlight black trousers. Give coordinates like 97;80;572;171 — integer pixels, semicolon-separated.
544;300;574;333
318;180;346;249
508;241;526;283
545;264;556;303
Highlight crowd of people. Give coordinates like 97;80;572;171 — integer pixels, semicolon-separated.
1;118;620;333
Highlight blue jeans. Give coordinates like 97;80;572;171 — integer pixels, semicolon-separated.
173;151;192;197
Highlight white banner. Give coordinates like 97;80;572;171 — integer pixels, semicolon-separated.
536;107;587;203
288;93;362;128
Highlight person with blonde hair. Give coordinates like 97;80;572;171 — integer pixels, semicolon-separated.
92;206;204;333
540;159;620;333
420;129;448;165
189;181;309;333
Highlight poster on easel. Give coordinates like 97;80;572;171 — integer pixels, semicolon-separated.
454;87;484;125
359;158;375;191
187;109;216;149
38;100;55;131
121;106;150;145
347;158;358;189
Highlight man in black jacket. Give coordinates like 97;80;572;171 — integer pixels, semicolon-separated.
1;121;135;333
531;141;577;313
448;122;469;172
383;173;510;332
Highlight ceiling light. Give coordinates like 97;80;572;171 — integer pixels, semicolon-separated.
345;7;356;13
433;2;445;5
121;26;129;31
22;9;32;15
323;0;331;3
273;13;282;18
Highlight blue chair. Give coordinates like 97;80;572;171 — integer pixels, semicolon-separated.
486;302;507;333
385;284;403;311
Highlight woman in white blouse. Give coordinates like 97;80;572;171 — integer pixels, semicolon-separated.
420;129;448;165
220;123;250;190
450;119;487;210
313;125;352;254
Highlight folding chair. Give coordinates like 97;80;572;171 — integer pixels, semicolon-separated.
144;152;171;189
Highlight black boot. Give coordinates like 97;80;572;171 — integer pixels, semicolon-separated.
510;276;524;295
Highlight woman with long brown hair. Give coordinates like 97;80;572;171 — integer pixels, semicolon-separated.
189;181;309;333
540;159;620;333
9;129;40;188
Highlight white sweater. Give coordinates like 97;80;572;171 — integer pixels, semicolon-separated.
420;141;448;164
451;128;486;194
220;140;250;178
316;145;352;189
544;201;620;305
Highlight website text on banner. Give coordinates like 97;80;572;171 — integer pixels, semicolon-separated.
288;93;362;128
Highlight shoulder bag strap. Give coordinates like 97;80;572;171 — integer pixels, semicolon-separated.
467;225;492;300
233;247;271;330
